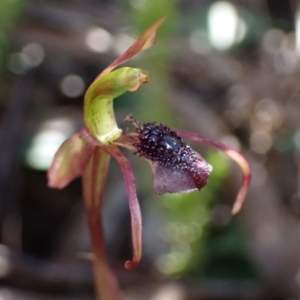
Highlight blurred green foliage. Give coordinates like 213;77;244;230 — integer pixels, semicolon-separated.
0;0;23;95
203;221;257;280
0;0;23;32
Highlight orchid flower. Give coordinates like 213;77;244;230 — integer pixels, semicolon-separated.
47;17;251;300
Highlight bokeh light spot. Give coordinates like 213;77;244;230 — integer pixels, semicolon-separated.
250;131;273;154
129;0;146;9
26;130;67;170
60;74;85;98
21;42;45;67
85;27;113;53
208;1;246;50
26;118;75;170
8;53;29;74
150;283;184;300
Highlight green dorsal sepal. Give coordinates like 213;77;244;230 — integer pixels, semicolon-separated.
84;67;149;144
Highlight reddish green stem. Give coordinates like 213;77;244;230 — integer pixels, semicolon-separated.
82;147;121;300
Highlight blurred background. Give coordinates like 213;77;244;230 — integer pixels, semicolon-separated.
1;0;300;299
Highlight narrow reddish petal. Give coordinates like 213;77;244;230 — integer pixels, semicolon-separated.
94;17;166;80
47;129;95;189
85;16;166;102
105;146;142;270
176;130;251;215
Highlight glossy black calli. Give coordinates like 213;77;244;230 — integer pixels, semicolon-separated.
126;116;213;193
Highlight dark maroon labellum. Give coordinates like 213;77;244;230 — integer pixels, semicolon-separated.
126;116;213;193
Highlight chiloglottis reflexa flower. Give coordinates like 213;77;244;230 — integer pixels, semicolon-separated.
47;17;251;300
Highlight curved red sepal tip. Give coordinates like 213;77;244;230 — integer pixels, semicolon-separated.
175;130;251;215
125;259;140;270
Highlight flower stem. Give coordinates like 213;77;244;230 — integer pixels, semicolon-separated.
82;147;121;300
